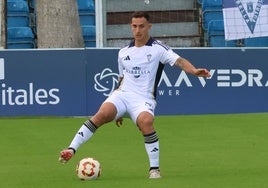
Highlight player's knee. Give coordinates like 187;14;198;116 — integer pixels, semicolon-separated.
136;113;154;134
140;116;153;125
137;112;154;125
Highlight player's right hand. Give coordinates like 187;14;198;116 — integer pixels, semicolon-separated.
115;117;123;127
59;149;74;163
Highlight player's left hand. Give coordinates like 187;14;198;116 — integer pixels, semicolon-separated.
116;117;123;127
194;68;211;77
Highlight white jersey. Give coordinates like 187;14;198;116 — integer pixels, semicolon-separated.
117;38;180;99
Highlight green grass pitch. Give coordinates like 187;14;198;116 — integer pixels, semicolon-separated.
0;113;268;188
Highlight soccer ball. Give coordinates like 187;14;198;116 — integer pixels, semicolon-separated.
76;157;101;180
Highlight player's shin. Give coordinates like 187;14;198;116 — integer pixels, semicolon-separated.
69;120;98;152
144;131;160;170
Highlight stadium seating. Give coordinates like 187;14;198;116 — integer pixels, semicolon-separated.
202;10;223;30
76;0;96;47
7;0;30;27
207;20;224;36
202;0;222;11
77;0;95;13
207;20;237;47
79;14;95;26
81;25;96;47
77;0;95;25
199;0;236;47
7;0;30;14
244;37;268;47
200;0;268;47
201;0;223;30
208;35;237;47
7;27;35;49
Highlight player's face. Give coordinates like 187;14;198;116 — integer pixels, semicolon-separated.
130;17;152;46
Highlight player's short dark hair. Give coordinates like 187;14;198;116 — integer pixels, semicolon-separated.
131;11;150;22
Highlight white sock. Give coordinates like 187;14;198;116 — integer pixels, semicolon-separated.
144;132;160;169
69;120;97;151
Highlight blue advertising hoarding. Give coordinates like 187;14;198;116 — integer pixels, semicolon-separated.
158;48;268;114
86;48;268;115
0;48;267;116
0;49;87;116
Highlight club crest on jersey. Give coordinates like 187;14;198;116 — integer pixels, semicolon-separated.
235;0;263;34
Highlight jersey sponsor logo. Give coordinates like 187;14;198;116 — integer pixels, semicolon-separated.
94;68;119;96
125;66;151;78
235;0;263;34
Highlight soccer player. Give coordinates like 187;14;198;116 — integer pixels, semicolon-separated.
59;11;211;179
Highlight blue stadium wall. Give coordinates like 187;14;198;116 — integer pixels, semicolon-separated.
0;48;267;116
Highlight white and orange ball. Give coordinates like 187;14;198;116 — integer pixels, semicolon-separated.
76;157;101;180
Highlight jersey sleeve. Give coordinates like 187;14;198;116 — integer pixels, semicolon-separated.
160;48;180;66
118;50;124;77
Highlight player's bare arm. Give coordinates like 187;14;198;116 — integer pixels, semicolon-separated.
174;57;211;77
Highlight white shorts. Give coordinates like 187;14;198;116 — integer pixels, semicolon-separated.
104;90;156;123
